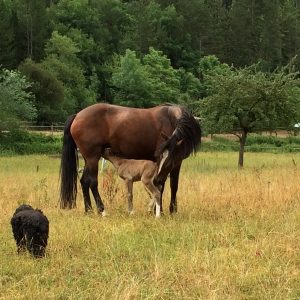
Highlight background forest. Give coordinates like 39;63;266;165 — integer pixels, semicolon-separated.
1;0;300;126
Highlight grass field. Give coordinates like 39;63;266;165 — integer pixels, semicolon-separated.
0;152;300;299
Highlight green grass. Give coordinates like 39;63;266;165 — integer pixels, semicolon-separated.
0;153;300;299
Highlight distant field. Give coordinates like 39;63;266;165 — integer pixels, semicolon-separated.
0;152;300;299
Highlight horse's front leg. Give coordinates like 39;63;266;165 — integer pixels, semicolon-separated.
125;180;134;215
153;179;165;215
169;162;182;214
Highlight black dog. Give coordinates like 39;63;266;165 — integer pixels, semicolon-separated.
11;204;49;258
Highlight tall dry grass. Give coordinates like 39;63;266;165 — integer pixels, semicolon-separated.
0;152;300;299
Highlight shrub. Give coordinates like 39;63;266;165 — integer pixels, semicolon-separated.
0;130;62;155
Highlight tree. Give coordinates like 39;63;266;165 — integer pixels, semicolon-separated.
143;47;180;103
111;49;152;107
49;0;130;102
19;59;65;123
0;1;17;69
112;47;203;108
280;0;300;68
198;55;231;98
12;0;50;62
0;68;36;132
198;60;300;168
41;31;96;114
177;68;201;114
112;48;183;107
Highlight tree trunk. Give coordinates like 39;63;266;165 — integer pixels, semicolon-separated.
238;130;247;168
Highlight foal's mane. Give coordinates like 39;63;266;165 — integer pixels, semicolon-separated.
157;106;201;164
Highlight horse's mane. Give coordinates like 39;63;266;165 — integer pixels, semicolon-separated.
157;106;201;164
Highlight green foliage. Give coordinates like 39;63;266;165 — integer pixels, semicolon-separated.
112;47;202;108
1;0;300;124
143;47;180;103
199;60;300;135
19;59;65;123
0;68;36;131
42;31;96;113
177;68;202;113
198;59;300;167
12;0;50;62
0;0;16;68
198;55;232;97
111;49;152;107
112;48;181;107
0;130;61;155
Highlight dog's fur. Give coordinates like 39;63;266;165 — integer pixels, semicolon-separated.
11;204;49;258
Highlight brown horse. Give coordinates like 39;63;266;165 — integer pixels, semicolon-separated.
59;103;201;215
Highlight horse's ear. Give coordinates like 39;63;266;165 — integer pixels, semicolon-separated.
176;139;183;146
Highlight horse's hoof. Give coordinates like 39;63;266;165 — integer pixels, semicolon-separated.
129;211;135;216
101;210;108;217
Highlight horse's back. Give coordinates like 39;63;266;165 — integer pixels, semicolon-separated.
70;103;173;160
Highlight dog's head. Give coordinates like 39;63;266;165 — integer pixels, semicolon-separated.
30;212;49;258
13;204;34;216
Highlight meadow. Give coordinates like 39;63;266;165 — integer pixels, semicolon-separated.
0;152;300;299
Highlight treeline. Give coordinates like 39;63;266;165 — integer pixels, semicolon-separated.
0;0;300;125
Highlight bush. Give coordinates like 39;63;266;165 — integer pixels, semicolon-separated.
0;130;62;155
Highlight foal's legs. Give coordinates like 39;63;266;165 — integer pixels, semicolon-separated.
142;178;161;217
169;163;182;214
125;179;134;214
143;187;155;212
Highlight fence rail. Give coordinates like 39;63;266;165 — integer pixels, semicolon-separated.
21;124;65;133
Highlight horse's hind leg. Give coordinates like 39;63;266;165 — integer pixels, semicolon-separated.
89;159;106;215
80;167;93;213
81;158;105;215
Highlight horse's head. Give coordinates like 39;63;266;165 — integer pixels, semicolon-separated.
154;108;201;185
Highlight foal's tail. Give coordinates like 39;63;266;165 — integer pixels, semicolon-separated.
59;114;78;209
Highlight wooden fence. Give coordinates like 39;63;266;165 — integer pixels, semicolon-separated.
21;124;65;133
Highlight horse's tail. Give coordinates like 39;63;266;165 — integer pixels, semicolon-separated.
59;114;78;209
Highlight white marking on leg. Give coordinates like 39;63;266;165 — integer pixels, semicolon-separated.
155;203;161;218
101;210;108;217
157;150;169;175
